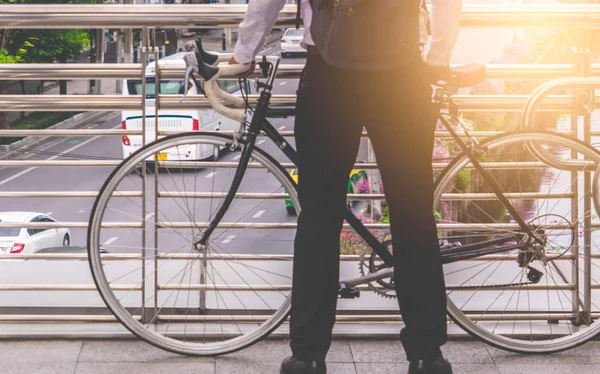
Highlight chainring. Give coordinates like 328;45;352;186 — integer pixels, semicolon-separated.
358;240;397;299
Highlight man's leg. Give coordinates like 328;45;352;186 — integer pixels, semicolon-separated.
289;53;363;361
365;58;448;362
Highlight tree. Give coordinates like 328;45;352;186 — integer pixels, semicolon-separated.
0;0;91;129
22;29;90;94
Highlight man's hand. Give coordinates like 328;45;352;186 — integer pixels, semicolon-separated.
229;56;256;78
424;62;450;85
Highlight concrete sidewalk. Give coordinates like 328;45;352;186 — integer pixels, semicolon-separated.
2;338;600;373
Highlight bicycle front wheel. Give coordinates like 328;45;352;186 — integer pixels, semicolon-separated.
88;132;298;356
434;130;600;353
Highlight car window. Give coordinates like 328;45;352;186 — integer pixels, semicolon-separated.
27;216;53;236
127;78;185;98
217;80;242;94
285;29;304;37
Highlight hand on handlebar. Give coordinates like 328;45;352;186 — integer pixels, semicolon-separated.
424;62;451;85
228;56;256;78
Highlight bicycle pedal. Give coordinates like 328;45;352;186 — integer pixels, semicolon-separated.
338;283;360;299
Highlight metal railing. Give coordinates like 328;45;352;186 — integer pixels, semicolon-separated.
0;3;599;333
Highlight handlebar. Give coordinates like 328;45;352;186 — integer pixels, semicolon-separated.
180;38;252;124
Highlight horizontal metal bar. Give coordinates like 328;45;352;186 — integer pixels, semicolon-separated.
0;129;516;139
0;94;594;112
153;160;552;171
440;192;573;201
0;222;141;229
156;312;595;323
0;252;578;262
2;63;599;81
162;160;565;171
437;222;580;230
0;4;599;29
0;254;141;260
0;312;594;324
158;283;574;292
159;191;289;199
0;160;121;167
158;191;570;201
0;315;124;322
0;191;140;198
0;129;140;137
0;285;138;291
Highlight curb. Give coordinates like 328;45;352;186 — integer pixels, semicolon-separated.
0;111;115;161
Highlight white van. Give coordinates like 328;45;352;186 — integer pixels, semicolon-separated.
121;52;247;161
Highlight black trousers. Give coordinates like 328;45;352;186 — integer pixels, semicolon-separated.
290;51;448;362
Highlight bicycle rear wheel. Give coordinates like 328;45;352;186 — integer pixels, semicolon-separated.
434;130;600;353
88;132;298;356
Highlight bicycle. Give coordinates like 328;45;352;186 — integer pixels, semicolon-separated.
87;39;600;356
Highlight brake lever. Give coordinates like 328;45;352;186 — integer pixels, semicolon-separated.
180;53;197;103
258;56;270;79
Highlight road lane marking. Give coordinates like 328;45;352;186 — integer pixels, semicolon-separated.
233;154;241;161
257;139;265;145
279;81;288;86
278;125;286;130
221;235;235;244
102;236;119;245
104;237;119;245
78;210;86;214
0;131;109;187
253;210;265;218
206;171;216;178
0;114;120;174
0;167;36;187
145;212;155;220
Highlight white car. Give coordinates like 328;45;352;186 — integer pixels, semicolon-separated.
0;212;70;255
280;28;306;57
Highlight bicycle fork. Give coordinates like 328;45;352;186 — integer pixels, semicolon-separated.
194;90;273;250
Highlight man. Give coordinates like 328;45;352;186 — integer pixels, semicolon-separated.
230;1;462;373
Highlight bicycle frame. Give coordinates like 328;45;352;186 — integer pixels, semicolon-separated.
195;63;540;279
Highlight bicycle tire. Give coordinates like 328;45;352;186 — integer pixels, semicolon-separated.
435;130;600;353
88;132;298;356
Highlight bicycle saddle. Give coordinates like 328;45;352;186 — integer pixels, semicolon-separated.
445;63;487;88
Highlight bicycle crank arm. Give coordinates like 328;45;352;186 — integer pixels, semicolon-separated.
341;266;394;288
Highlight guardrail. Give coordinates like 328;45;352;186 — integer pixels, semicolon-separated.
0;3;599;335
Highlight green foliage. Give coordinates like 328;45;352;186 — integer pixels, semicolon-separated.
24;29;89;63
0;49;20;63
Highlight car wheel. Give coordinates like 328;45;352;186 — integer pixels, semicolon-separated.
286;206;296;215
63;234;70;247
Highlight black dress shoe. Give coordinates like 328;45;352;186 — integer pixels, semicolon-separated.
280;355;326;374
408;354;452;374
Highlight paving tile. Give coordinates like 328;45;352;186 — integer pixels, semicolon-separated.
355;363;408;374
441;341;494;364
221;339;354;363
0;340;82;362
75;362;215;374
327;363;358;374
453;364;500;373
496;364;597;374
0;362;77;374
349;340;405;363
486;341;600;365
216;357;280;374
77;340;214;363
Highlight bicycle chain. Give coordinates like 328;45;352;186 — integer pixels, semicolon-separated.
451;281;534;291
